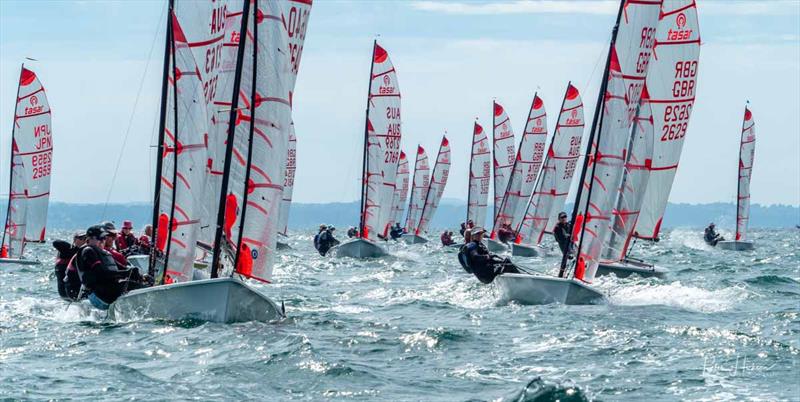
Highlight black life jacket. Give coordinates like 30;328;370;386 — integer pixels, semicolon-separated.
75;245;118;284
457;242;477;273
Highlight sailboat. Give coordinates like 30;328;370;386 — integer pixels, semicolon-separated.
333;41;401;258
513;83;585;257
111;0;297;323
403;146;430;244
491;95;548;254
717;106;756;251
1;66;52;265
487;101;516;252
494;0;660;305
389;150;409;236
597;0;700;277
403;136;451;244
465;122;491;230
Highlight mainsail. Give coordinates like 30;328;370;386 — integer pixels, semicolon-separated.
735;107;755;241
492;95;547;238
152;11;211;283
492;101;516;222
466;122;491;228
633;0;701;240
405;146;429;234
278;123;296;235
416;136;451;234
569;0;661;283
210;0;292;283
3;67;52;250
516;84;584;246
390;150;409;227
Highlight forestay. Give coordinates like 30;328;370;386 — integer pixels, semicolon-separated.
516;84;584;245
492;101;516;222
633;0;701;240
218;0;292;283
571;0;661;284
466;122;491;229
404;146;429;235
603;91;655;262
390;150;409;227
735;107;755;241
417;136;451;234
154;13;210;283
492;95;547;238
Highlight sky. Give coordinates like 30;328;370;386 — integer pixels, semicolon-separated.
0;0;798;207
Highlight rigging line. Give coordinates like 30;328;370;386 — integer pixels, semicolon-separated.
101;1;167;219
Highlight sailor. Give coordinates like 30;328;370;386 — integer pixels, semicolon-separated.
459;222;467;237
497;222;515;244
347;226;358;238
553;212;572;277
115;220;138;252
389;223;403;240
704;223;724;246
100;223;129;268
53;232;86;300
75;225;145;309
467;219;475;229
317;226;340;256
314;224;327;250
458;227;520;283
440;230;455;246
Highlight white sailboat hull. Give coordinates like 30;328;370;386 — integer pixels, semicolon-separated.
109;277;283;323
494;273;606;305
511;243;547;257
332;238;388;258
401;234;428;244
486;238;509;253
0;257;41;265
716;240;755;251
596;259;668;279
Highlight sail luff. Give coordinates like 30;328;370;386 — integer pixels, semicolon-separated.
492;101;516;230
405;146;429;234
390;150;409;227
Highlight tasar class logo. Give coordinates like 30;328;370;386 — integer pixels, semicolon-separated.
566;108;581;126
667;12;692;41
25;95;43;115
379;74;395;95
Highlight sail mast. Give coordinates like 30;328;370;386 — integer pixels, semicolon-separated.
211;0;252;278
358;40;378;237
565;0;625;277
465;122;477;225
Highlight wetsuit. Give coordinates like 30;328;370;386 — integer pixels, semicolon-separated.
553;221;572;275
52;240;78;299
317;230;340;256
464;240;520;284
75;245;139;308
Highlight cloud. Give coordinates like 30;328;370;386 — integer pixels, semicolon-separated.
411;0;799;16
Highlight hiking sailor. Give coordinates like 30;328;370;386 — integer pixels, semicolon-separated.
389;223;403;240
553;211;573;277
704;222;724;246
316;226;340;256
100;221;129;268
52;232;86;300
440;230;455;246
457;227;520;283
497;222;515;244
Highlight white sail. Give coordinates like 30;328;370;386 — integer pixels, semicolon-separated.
735;107;755;241
492;101;516;223
278;123;296;235
220;0;292;282
8;67;52;244
492;95;547;238
404;146;429;234
516;84;584;246
633;0;701;240
466;122;491;228
2;152;28;258
603;91;655;262
390;150;409;227
571;0;661;283
417;136;451;234
155;13;211;283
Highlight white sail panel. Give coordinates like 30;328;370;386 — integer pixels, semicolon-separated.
222;0;292;282
466;122;491;229
517;84;584;245
11;67;51;243
156;13;211;283
492;95;547;238
417;136;451;234
405;146;429;234
278;123;296;235
633;0;701;240
2;152;28;258
492;101;515;223
603;91;655;262
736;107;755;241
390;150;409;227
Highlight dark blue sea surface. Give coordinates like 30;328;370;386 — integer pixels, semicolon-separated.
1;228;798;400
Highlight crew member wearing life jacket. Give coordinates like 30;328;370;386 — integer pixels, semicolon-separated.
100;221;129;267
347;226;359;238
75;225;145;309
497;223;515;244
457;227;520;283
440;231;455;246
317;226;340;256
389;223;403;240
52;232;86;300
115;220;138;252
553;212;572;277
704;223;724;246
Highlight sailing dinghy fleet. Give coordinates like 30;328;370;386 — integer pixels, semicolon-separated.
2;0;773;322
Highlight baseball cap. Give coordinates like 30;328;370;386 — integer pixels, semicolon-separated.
558;212;568;219
101;221;118;234
86;225;109;240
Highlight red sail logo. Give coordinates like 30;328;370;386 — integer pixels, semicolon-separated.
676;13;687;29
25;95;43;115
378;74;395;94
668;12;692;41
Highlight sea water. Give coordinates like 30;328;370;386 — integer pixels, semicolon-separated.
1;228;798;400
